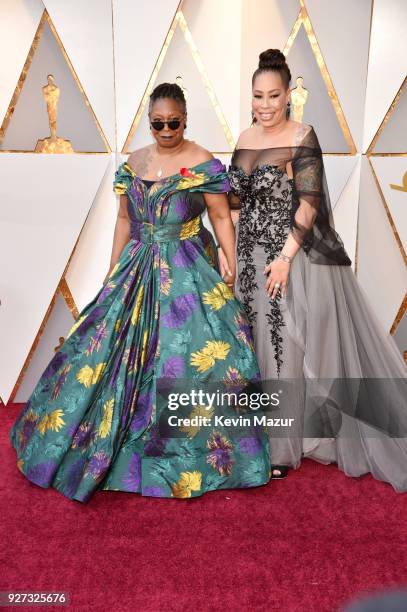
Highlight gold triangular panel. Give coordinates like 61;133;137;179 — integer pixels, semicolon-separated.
126;13;233;153
13;292;75;403
0;11;109;152
285;24;351;153
372;78;407;154
392;295;407;362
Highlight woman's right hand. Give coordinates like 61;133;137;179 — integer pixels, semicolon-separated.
218;248;236;288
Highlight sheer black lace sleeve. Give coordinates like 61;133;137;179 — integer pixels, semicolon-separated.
291;127;351;265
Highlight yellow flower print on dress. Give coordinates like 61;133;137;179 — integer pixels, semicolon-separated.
177;168;206;190
131;286;144;325
160;259;173;295
98;398;114;438
207;431;234;476
140;330;149;367
180;405;214;438
171;470;202;498
223;367;247;389
76;363;107;387
180;217;201;240
37;409;65;435
203;282;234;311
190;340;231;373
66;315;87;339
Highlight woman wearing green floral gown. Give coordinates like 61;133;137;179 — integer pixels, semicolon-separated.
10;83;271;502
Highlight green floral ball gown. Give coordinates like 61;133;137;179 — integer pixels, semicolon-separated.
10;158;271;502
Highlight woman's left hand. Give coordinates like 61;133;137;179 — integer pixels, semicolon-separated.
264;259;290;299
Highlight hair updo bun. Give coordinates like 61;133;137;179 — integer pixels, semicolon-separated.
252;48;291;89
258;49;286;70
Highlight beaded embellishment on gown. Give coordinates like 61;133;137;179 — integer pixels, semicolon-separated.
228;124;407;492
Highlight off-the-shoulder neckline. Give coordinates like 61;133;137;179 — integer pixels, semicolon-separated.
235;145;306;151
121;157;222;182
233;124;316;153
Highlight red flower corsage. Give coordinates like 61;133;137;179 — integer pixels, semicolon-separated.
180;167;196;178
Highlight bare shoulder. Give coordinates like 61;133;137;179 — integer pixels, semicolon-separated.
236;126;257;149
185;141;213;164
127;145;154;173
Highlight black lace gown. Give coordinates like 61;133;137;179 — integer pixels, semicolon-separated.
228;125;407;491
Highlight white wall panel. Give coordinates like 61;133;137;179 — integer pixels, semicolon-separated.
0;154;110;401
65;154;119;312
14;293;75;402
182;0;242;143
332;157;361;270
113;0;180;151
357;157;406;331
370;156;407;255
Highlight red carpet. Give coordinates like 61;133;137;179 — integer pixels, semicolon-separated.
1;403;407;612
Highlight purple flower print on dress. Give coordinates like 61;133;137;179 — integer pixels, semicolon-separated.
144;330;158;372
174;193;188;219
122;452;141;491
85;451;110;480
160;261;172;295
173;241;200;268
17;411;39;451
130;392;153;432
71;422;97;451
239;437;262;456
64;456;86;498
128;181;141;201
201;158;229;182
161;356;185;378
162;293;198;329
206;432;234;476
26;461;57;486
235;313;254;351
144;426;167;457
142;486;165;497
42;352;68;379
97;281;115;304
77;307;105;338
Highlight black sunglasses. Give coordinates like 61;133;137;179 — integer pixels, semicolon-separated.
150;119;183;131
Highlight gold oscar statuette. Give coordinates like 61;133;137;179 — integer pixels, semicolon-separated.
290;77;309;123
390;171;407;192
35;74;73;153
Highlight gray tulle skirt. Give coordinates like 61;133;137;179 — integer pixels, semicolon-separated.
236;244;407;492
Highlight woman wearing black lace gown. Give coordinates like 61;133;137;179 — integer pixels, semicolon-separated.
225;49;407;490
